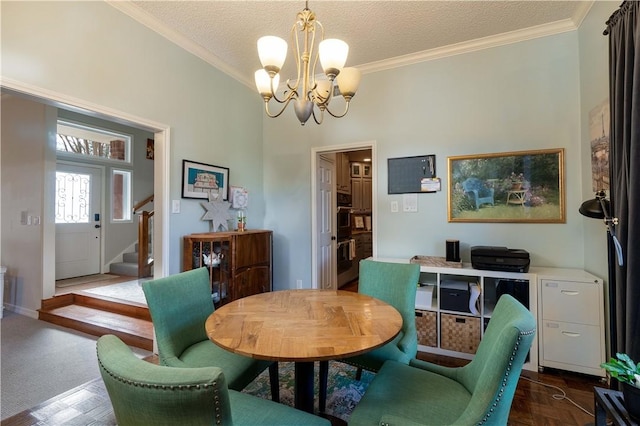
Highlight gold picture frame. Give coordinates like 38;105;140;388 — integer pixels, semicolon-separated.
448;148;565;223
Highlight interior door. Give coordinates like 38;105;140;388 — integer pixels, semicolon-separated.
317;156;336;290
55;163;102;279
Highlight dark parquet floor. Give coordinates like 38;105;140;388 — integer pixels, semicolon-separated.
1;353;606;426
3;279;607;426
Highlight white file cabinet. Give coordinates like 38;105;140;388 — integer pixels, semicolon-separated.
536;268;605;377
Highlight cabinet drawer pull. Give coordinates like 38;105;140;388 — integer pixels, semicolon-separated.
560;290;579;296
561;331;581;338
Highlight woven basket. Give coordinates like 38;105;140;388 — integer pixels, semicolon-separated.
440;313;480;354
415;310;437;347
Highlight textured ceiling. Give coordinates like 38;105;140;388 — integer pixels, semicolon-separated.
112;1;594;87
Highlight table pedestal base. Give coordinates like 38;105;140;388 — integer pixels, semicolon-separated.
295;362;315;413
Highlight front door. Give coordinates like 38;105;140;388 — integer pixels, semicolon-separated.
55;163;103;280
317;156;336;290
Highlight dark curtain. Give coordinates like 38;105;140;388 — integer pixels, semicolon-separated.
605;1;640;360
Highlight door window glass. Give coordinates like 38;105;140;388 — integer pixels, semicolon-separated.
112;169;132;222
56;120;131;163
55;171;91;223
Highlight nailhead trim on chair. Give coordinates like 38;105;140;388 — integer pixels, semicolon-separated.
97;355;225;425
477;327;535;425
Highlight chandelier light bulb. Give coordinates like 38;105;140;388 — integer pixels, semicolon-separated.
255;69;279;98
313;80;332;104
258;36;288;75
336;67;361;100
319;38;348;79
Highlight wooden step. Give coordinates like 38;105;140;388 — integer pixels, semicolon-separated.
39;293;154;351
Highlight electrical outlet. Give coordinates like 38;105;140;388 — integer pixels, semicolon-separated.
296;279;303;289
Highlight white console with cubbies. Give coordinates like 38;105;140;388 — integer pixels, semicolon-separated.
374;258;605;376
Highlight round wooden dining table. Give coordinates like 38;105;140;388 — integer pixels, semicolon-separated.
205;289;402;414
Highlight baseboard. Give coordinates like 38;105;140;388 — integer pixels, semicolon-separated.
3;304;39;319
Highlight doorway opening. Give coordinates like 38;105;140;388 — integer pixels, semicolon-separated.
1;82;169;308
311;141;376;290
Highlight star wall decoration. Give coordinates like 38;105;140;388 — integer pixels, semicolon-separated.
201;193;234;232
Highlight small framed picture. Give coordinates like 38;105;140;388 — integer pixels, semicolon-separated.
353;215;365;229
146;138;154;160
182;160;229;200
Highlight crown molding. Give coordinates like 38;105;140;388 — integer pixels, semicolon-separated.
108;1;590;89
358;18;580;75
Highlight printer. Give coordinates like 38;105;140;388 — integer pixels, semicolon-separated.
470;246;530;273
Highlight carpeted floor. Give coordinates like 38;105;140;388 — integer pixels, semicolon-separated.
0;311;152;420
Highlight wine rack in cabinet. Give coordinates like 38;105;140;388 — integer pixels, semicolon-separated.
183;230;272;307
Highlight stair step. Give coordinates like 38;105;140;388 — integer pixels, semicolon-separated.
109;262;139;277
123;252;139;263
39;294;153;351
73;292;151;320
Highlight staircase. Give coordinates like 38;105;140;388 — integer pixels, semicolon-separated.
39;292;154;351
109;244;153;277
109;249;143;277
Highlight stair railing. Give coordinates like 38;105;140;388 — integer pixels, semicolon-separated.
133;195;154;278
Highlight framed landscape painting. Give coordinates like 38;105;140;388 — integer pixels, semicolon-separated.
448;148;565;223
182;160;229;200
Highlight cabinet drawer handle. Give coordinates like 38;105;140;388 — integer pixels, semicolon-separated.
561;331;581;337
560;290;579;296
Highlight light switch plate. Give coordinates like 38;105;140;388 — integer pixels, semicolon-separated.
172;200;181;214
403;194;418;212
391;201;399;213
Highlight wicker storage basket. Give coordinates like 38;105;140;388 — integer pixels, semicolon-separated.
415;310;437;347
440;313;481;354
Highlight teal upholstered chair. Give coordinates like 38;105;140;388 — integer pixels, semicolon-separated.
97;335;329;426
348;294;536;426
319;259;420;411
142;268;278;397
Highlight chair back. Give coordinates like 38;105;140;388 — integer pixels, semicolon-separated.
142;267;213;365
97;334;232;426
358;259;420;355
454;294;536;424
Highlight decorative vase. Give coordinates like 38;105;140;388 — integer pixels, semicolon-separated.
622;382;640;421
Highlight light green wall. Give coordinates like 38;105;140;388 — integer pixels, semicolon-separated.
1;1;264;286
577;1;619;354
1;96;56;314
1;1;615;304
577;2;618;282
264;30;600;289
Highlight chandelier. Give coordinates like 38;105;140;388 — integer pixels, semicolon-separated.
254;2;361;126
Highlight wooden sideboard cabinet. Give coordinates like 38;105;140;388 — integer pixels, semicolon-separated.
183;230;272;306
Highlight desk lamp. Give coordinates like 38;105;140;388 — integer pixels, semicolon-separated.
579;190;624;356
